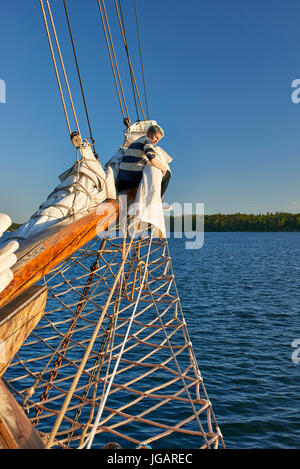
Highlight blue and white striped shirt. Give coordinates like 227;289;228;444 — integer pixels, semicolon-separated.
117;136;157;183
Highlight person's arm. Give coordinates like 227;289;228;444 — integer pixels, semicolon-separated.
144;138;167;175
149;157;167;176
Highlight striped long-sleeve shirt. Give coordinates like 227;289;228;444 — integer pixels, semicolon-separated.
117;136;157;184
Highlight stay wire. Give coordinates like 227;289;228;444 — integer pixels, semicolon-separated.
133;0;149;120
97;0;131;127
115;0;138;121
114;0;146;122
45;0;81;136
39;0;71;135
63;0;98;157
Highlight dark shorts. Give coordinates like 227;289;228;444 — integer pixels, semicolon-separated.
117;170;171;198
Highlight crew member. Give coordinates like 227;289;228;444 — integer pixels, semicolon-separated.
117;124;171;197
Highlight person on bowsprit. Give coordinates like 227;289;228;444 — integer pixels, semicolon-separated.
116;124;171;198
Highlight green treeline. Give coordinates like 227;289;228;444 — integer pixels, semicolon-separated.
169;212;300;232
8;223;22;232
10;212;300;232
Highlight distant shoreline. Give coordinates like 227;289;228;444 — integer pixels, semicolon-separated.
9;212;300;233
168;212;300;232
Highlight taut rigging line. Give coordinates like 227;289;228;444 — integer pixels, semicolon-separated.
40;0;98;155
134;0;149;121
63;0;98;158
40;0;73;136
97;0;149;125
97;0;131;128
43;0;81;136
114;0;146;122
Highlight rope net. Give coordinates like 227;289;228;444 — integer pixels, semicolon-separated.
3;232;224;449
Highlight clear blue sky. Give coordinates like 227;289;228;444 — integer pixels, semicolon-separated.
1;0;300;222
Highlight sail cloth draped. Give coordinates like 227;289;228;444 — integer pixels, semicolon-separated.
106;120;173;238
128;146;172;238
9;141;116;240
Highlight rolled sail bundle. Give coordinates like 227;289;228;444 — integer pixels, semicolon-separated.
7;141;116;241
0;214;19;293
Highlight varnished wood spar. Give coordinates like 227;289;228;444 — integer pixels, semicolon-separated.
0;379;44;449
0;285;48;377
0;198;119;309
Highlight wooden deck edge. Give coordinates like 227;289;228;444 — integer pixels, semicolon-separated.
0;285;48;378
0;379;44;449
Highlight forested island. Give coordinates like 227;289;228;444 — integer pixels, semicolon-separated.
9;212;300;232
168;212;300;232
8;223;22;231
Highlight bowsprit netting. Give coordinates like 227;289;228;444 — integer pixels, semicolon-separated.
3;233;225;449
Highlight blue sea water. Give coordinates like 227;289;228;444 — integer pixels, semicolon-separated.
168;232;300;449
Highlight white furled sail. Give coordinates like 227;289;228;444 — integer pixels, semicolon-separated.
8;141;116;240
0;214;19;293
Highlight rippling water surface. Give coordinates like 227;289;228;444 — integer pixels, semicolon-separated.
168;232;300;449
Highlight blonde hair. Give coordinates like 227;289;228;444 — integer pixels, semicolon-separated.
147;124;164;137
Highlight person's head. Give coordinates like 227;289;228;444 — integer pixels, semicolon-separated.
147;124;164;145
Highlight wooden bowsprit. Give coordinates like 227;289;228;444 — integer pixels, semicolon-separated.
0;199;119;309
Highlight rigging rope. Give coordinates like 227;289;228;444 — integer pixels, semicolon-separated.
79;233;154;449
40;0;71;134
145;282;211;448
32;243;104;425
5;234;224;449
97;0;131;127
76;269;123;447
3;3;226;451
45;0;81;136
63;0;98;157
114;0;146;122
45;229;137;449
133;0;149;120
164;242;226;448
